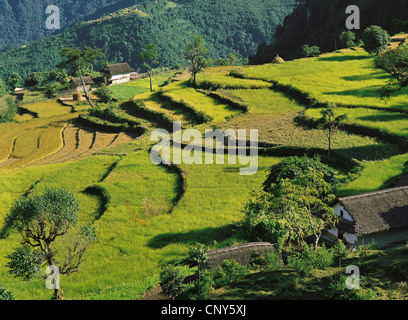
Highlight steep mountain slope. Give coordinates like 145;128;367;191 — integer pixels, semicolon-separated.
251;0;408;64
0;0;141;49
0;0;296;79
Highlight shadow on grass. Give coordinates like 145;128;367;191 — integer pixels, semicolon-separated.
210;269;335;300
335;143;401;161
342;72;389;82
324;85;385;99
356;113;408;123
317;54;370;62
147;224;237;249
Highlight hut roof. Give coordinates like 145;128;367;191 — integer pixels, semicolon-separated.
71;76;94;86
336;186;408;236
272;54;285;64
203;242;278;270
101;63;136;76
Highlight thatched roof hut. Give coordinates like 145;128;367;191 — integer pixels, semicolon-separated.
202;242;278;270
328;186;408;247
337;187;408;236
272;54;285;64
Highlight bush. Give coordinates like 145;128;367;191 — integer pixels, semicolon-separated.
263;155;338;191
327;274;378;300
0;96;17;123
248;249;283;271
339;31;356;48
375;47;408;75
301;45;320;58
362;25;391;54
6;245;43;280
0;286;15;300
331;240;349;267
159;265;186;299
212;259;248;288
287;246;334;276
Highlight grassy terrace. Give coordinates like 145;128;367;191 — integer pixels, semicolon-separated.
241;49;408;111
1;47;408;299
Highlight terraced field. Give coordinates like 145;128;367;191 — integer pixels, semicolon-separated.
1;47;408;300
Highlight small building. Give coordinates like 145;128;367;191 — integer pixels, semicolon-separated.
326;187;408;248
101;63;137;85
70;76;94;92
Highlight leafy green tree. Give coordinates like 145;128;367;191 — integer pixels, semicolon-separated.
6;245;43;280
184;35;208;86
0;96;18;123
139;44;159;92
301;44;320;58
318;106;348;157
362;25;391;55
4;188;97;299
7;72;21;91
57;47;104;76
159;265;186;300
339;31;356;48
187;242;208;296
242;169;338;250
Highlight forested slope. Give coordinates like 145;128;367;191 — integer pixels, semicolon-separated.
0;0;296;79
251;0;408;64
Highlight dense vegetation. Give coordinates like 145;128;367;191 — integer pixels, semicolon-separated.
251;0;408;63
0;0;142;49
0;0;296;80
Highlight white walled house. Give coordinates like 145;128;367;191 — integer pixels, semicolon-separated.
101;63;137;85
326;186;408;248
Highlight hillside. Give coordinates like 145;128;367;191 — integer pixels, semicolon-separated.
0;41;408;300
0;0;296;79
251;0;408;64
0;0;139;49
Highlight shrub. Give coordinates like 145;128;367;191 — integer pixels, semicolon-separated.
287;246;333;276
331;240;349;267
6;245;43;280
212;259;248;288
0;96;17;123
0;286;15;300
248;249;283;271
301;45;320;58
362;25;391;54
339;31;356;48
327;274;378;300
263;155;338;191
159;265;186;299
375;47;408;75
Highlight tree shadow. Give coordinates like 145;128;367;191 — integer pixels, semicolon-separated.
147;224;237;249
334;143;401;162
342;72;389;82
356;113;408;123
317;55;370;62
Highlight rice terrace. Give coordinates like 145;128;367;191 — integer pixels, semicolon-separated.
1;0;408;304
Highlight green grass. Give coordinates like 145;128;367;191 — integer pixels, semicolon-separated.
196;72;272;89
109;72;176;100
305;107;408;139
161;80;242;123
243;50;408;111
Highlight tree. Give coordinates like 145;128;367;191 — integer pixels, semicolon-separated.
139;44;159;92
4;188;97;299
242;169;338;250
362;25;391;55
57;47;104;76
318;106;348;157
7;72;21;91
376;47;408;99
184;35;208;86
301;44;320;58
0;286;15;300
187;242;208;296
339;31;356;48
